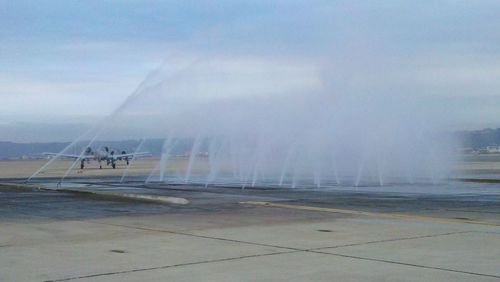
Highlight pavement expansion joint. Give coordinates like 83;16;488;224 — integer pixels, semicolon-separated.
43;226;498;281
309;250;500;279
86;220;305;251
307;230;475;251
44;251;297;282
79;221;500;279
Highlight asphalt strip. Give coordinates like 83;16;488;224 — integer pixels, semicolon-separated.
0;182;189;205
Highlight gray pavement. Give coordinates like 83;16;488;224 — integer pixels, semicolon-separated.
0;180;499;281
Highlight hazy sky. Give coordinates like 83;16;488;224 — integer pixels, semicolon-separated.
1;0;500;142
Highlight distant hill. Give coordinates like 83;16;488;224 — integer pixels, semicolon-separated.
0;141;69;159
1;129;499;159
0;139;195;160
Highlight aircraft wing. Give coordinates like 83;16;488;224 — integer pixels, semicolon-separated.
112;152;151;159
43;152;93;159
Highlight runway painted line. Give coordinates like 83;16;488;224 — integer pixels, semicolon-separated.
240;201;500;226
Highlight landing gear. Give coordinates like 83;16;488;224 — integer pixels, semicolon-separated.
80;160;85;170
112;161;116;169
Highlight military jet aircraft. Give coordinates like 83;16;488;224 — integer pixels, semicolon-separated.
44;147;150;169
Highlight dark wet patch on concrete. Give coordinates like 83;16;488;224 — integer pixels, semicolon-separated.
454;217;472;220
109;249;128;254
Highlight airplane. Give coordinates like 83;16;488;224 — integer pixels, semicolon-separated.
44;147;150;169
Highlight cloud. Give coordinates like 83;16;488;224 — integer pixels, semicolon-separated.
1;1;500;142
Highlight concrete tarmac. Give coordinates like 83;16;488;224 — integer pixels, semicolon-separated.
0;180;499;282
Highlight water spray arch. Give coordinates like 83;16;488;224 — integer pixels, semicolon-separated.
28;55;456;188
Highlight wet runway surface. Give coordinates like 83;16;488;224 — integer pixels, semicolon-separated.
1;178;499;281
1;178;499;223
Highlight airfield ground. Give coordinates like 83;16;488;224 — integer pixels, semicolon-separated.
0;160;499;281
2;154;500;179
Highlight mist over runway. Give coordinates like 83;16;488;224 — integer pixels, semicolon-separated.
29;55;457;189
